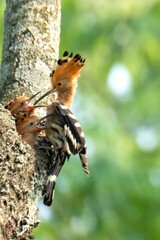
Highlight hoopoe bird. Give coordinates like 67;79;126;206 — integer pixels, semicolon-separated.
15;114;43;146
29;101;89;206
33;51;89;206
5;92;45;146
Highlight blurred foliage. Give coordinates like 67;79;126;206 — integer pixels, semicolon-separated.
0;0;5;61
1;0;160;239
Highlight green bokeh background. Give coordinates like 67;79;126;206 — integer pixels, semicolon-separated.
1;1;160;240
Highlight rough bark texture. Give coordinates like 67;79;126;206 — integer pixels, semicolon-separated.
0;105;53;239
0;0;61;239
0;0;61;104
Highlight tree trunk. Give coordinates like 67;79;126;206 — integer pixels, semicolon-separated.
0;0;61;239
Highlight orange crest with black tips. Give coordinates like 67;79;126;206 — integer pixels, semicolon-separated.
50;51;85;89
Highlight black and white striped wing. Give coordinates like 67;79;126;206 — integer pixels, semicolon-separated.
55;102;86;154
54;102;90;176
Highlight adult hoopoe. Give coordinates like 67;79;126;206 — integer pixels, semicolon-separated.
32;52;89;206
29;101;89;206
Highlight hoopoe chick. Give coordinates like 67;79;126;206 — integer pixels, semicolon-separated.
15;115;43;146
36;102;89;206
4;91;41;115
34;51;85;109
4;91;46;146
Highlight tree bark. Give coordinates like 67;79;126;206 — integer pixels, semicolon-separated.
0;0;61;103
0;0;61;239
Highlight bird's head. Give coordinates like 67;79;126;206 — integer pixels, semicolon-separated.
5;92;41;115
50;52;85;95
16;115;43;135
34;51;85;108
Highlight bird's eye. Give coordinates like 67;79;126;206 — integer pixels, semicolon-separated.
21;102;25;107
29;122;34;126
57;82;62;86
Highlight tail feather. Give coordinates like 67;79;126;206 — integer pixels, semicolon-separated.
43;148;68;206
43;177;56;206
79;148;90;176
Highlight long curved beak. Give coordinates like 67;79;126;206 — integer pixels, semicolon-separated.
36;113;54;125
34;88;56;106
32;105;47;108
25;105;47;112
26;91;47;111
29;91;41;102
26;91;41;105
25;91;41;111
